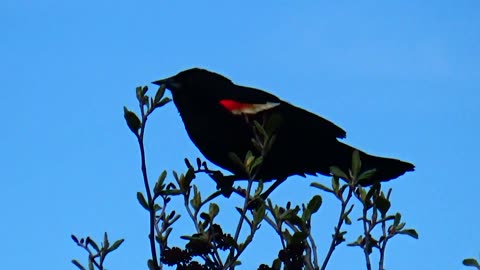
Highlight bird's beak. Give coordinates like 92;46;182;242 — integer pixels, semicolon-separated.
152;77;181;91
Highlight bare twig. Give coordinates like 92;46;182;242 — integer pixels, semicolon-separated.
137;104;159;270
321;186;354;270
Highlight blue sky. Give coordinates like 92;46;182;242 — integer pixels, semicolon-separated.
1;1;479;269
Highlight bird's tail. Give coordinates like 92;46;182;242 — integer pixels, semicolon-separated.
333;142;415;186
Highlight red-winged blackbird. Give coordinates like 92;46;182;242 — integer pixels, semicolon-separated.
153;68;414;188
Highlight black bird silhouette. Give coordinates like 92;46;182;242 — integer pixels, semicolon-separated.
153;68;414;193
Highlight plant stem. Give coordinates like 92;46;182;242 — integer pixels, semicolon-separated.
137;105;159;270
320;186;353;270
361;206;372;270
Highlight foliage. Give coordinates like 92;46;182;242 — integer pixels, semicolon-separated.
71;85;421;270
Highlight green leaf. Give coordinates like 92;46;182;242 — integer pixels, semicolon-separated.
184;167;196;186
161;189;183;196
157;170;167;187
86;237;100;252
291;231;309;243
72;260;86;270
254;180;264;197
154;84;167;104
253;202;266;224
393;213;401;227
71;235;79;244
136;192;149;210
154;171;167;197
190;186;201;212
107;239;124;253
249;156;264;174
135;86;148;104
272;258;282;270
330;166;348;180
253;120;268;139
351;150;361;178
209;203;219;219
310;182;334;194
358;168;377;182
307;195;322;214
155;97;171;108
375;194;391;216
463;258;480;268
147;259;157;270
398;229;419;239
123;107;141;135
344;215;352;225
228;152;244;169
200;212;211;222
103;232;109;250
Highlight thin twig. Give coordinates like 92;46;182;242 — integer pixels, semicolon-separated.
320;186;354;270
378;188;392;270
137;105;159;270
361;206;372;270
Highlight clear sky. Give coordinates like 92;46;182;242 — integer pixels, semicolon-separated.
1;1;479;269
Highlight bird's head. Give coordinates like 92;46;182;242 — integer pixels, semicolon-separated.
152;68;234;98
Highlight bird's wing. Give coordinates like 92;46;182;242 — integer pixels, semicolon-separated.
218;84;347;139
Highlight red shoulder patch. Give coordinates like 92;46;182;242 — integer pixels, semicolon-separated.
219;99;280;115
219;99;250;111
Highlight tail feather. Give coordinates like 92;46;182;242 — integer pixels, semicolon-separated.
334;142;414;186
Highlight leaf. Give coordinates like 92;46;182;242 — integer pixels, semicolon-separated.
358;168;377;182
155;97;171;108
103;232;109;250
253;120;268;139
86;237;100;253
228;152;244;169
123;107;141;135
253;202;266;224
190;186;201;211
209;203;219;219
375;195;391;216
184;167;196;186
107;239;124;253
398;229;419;239
330;166;348;180
249;156;264;173
71;260;86;270
200;212;211;223
135;86;145;102
393;213;401;227
463;258;480;268
71;235;79;244
307;195;322;214
154;170;167;196
310;182;334;194
154;84;167;104
291;231;309;243
351;150;361;178
136;192;149;210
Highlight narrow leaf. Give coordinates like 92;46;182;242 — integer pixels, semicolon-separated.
136;192;149;210
398;229;419;239
463;258;480;268
351;150;361;178
307;195;322;214
107;239;124;253
72;260;86;270
123;107;141;135
154;84;167;104
330;166;348;180
209;203;219;219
